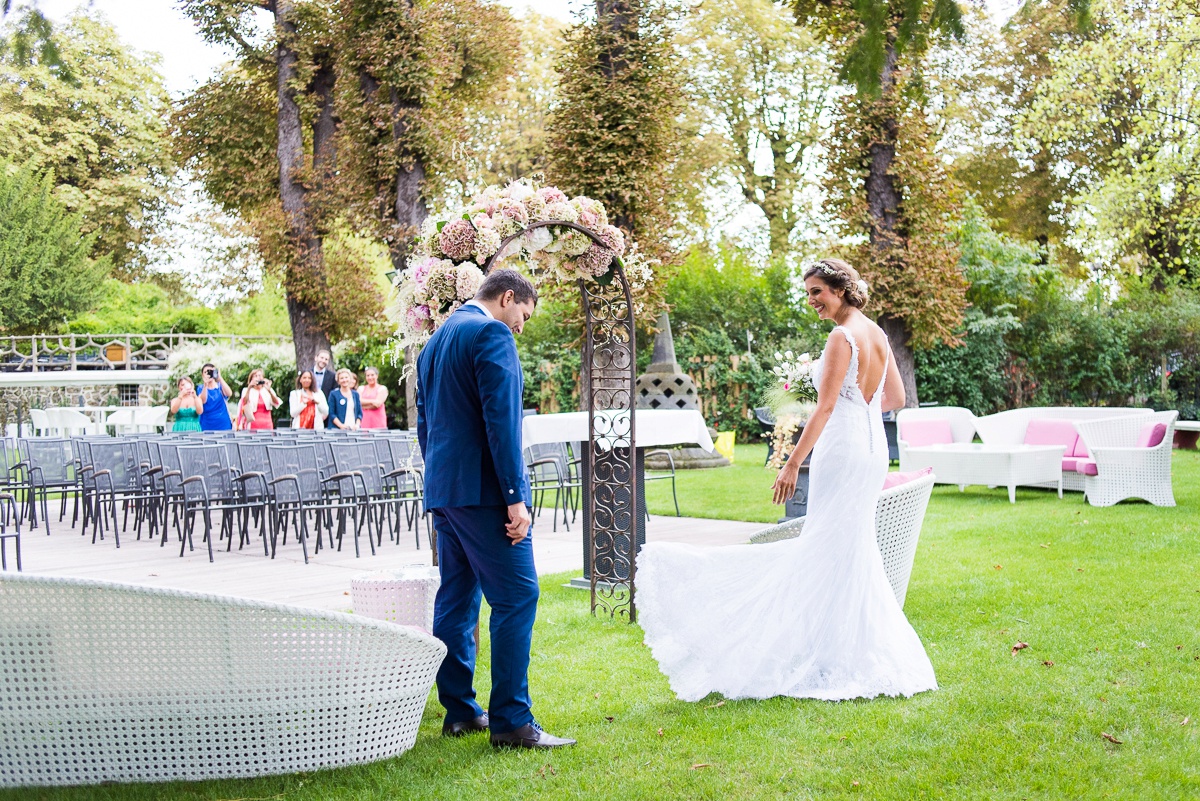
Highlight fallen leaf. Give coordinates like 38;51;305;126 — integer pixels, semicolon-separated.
839;735;848;741
1012;641;1030;655
537;763;556;778
690;763;711;770
1040;543;1050;548
1177;645;1184;650
852;781;860;787
657;728;664;736
1101;732;1123;745
993;564;1003;570
705;700;725;709
1137;642;1149;649
594;693;600;699
1182;717;1190;726
1077;568;1085;573
1043;660;1055;667
605;716;614;722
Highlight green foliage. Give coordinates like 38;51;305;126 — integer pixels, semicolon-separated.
672;327;775;441
0;160;108;334
0;11;174;276
677;0;834;257
667;244;822;348
216;280;292;337
546;0;682;253
516;298;583;414
67;280;219;335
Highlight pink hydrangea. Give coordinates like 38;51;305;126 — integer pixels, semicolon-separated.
456;263;484;298
473;227;502;261
406;304;433;334
576;243;615;277
495;197;529;225
438;218;477;261
571;196;608;230
543;201;578;223
597;224;626;257
536;186;568;205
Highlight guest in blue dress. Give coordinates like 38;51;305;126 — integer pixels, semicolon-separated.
197;362;234;431
326;368;363;430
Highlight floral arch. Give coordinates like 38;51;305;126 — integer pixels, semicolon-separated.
390;180;654;620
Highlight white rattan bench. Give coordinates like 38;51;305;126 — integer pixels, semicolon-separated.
749;473;936;607
0;574;446;788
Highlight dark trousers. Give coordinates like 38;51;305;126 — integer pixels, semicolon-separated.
431;505;539;733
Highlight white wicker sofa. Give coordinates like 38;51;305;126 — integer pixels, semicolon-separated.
750;472;936;607
0;574;446;788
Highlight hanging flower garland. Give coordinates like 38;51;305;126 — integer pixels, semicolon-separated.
388;179;656;355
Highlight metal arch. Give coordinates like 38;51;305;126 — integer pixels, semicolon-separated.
482;220;639;621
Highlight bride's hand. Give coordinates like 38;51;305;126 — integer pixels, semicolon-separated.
772;461;800;505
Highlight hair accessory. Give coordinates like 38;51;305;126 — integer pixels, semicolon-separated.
857;279;869;295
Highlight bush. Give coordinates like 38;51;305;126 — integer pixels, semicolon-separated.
69;279;220;334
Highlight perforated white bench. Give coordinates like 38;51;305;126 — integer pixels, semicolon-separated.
749;473;936;607
0;574;446;788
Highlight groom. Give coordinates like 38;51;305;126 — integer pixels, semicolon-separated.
417;268;575;750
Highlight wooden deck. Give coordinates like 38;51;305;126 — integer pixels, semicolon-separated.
10;505;765;612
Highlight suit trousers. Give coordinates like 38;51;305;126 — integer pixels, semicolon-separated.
431;505;539;733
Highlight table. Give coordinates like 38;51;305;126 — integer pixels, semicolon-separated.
350;566;440;632
1174;421;1200;450
522;410;714;582
902;443;1066;503
49;406;117;435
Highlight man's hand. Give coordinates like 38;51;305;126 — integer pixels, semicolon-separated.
506;502;531;545
772;461;800;505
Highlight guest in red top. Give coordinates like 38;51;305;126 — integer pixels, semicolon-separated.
238;369;282;430
359;366;389;429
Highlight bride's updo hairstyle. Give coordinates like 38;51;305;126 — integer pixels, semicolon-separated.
802;258;869;309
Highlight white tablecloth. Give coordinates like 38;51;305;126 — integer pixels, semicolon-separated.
522;409;714;452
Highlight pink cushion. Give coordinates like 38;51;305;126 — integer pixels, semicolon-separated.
1071;437;1090;458
1075;459;1098;476
1024;419;1079;453
1061;458;1079;472
900;420;954;447
1136;422;1167;448
882;467;933;491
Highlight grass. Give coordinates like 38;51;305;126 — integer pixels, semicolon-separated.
6;449;1200;799
643;443;781;523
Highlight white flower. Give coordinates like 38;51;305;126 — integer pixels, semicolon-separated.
857;279;869;295
784;350;794;360
523;226;553;253
774;351;783;360
505;181;534;202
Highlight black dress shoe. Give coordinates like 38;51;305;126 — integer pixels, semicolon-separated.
442;714;489;737
490;723;576;750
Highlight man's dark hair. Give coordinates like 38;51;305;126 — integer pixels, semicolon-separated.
476;268;538;306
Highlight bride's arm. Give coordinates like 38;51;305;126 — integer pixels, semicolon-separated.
771;331;853;504
880;345;906;412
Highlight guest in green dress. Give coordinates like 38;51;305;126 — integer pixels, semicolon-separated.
170;377;203;432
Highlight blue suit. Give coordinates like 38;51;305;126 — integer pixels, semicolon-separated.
417;304;537;734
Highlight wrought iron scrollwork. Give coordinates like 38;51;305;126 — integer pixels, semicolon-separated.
483;220;638;621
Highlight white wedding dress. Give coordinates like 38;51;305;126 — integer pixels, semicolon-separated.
636;326;937;702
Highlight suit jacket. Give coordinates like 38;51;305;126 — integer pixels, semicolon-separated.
313;368;337;397
417;304;530;510
325;388;362;429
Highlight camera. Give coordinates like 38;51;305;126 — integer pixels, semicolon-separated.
255;379;266;387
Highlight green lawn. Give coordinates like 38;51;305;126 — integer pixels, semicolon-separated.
6;450;1200;799
644;442;781;522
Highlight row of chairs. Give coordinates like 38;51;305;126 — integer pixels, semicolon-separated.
3;429;431;566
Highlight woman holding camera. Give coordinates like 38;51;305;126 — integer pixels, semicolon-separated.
198;363;234;431
237;368;282;430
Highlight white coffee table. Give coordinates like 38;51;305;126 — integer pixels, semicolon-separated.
902;443;1066;503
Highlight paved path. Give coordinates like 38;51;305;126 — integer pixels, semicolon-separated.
13;507;765;612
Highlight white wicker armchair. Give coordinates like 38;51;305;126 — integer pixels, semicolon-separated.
1075;411;1178;507
749;473;936;607
0;574;447;788
896;407;978;471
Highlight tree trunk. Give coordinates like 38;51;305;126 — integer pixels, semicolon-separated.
865;39;918;406
275;0;330;371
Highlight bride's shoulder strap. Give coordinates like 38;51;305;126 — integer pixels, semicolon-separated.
829;325;859;354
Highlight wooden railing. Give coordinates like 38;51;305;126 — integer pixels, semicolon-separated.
0;334;291;372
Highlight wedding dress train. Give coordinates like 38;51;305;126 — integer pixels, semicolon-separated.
636;326;937;702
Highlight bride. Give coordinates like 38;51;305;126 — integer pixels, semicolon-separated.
636;258;937;702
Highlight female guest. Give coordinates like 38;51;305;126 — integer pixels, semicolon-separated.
289;370;328;429
169;376;203;432
197;363;233;431
359;366;389;429
326;368;363;430
237;368;282;430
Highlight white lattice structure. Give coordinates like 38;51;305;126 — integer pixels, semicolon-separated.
749;473;936;607
1075;411;1178;507
0;574;446;788
351;566;441;632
